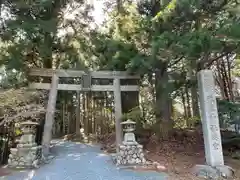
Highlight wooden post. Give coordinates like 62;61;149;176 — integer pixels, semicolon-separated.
76;91;81;136
42;73;59;156
114;78;122;150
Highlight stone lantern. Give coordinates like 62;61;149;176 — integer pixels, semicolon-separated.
121;119;137;145
115;119;146;166
8;120;42;168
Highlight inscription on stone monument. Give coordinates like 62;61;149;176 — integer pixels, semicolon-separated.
198;70;224;167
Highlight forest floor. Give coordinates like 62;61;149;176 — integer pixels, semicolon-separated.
100;129;240;180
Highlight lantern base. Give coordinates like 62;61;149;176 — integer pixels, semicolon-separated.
8;146;42;169
116;143;146;166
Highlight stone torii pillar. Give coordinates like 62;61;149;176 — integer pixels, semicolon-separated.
114;77;123;149
42;73;59;156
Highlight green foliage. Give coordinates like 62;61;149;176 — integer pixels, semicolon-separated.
121;107;144;131
152;0;177;22
15;128;22;136
0;0;93;71
0;69;27;89
1;0;240;135
232;55;240;76
174;116;200;129
217;99;240;130
2;0;239;77
78;3;150;72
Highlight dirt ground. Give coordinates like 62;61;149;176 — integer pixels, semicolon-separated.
100;131;240;180
0;166;11;177
144;148;240;180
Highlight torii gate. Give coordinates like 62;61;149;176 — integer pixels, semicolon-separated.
28;68;140;156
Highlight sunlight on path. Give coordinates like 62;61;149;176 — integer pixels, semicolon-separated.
1;140;167;180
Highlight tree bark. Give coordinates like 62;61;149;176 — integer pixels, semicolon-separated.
185;86;192;118
191;84;199;117
155;64;173;140
185;86;192;127
189;59;200;117
121;91;139;113
181;88;187;118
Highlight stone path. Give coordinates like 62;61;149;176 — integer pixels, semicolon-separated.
1;140;167;180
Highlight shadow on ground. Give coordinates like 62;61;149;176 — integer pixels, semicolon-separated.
0;140;167;180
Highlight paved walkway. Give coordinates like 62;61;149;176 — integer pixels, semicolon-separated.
1;140;167;180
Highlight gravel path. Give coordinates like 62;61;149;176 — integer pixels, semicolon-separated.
1;140;167;180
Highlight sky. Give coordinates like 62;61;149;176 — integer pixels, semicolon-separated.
58;0;106;36
91;0;105;24
73;0;105;24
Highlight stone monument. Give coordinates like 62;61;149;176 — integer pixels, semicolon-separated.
116;119;146;165
8;120;42;169
193;70;234;178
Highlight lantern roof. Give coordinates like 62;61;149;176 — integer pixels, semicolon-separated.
20;120;39;126
121;119;136;125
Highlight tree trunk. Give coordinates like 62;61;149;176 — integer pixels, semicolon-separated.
181;88;187;118
226;54;234;101
191;84;199;117
155;64;173;140
185;86;192;127
122;91;139;113
189;59;199;117
185;86;192;117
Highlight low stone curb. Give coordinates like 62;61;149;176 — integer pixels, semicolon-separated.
192;164;235;179
111;153;166;172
